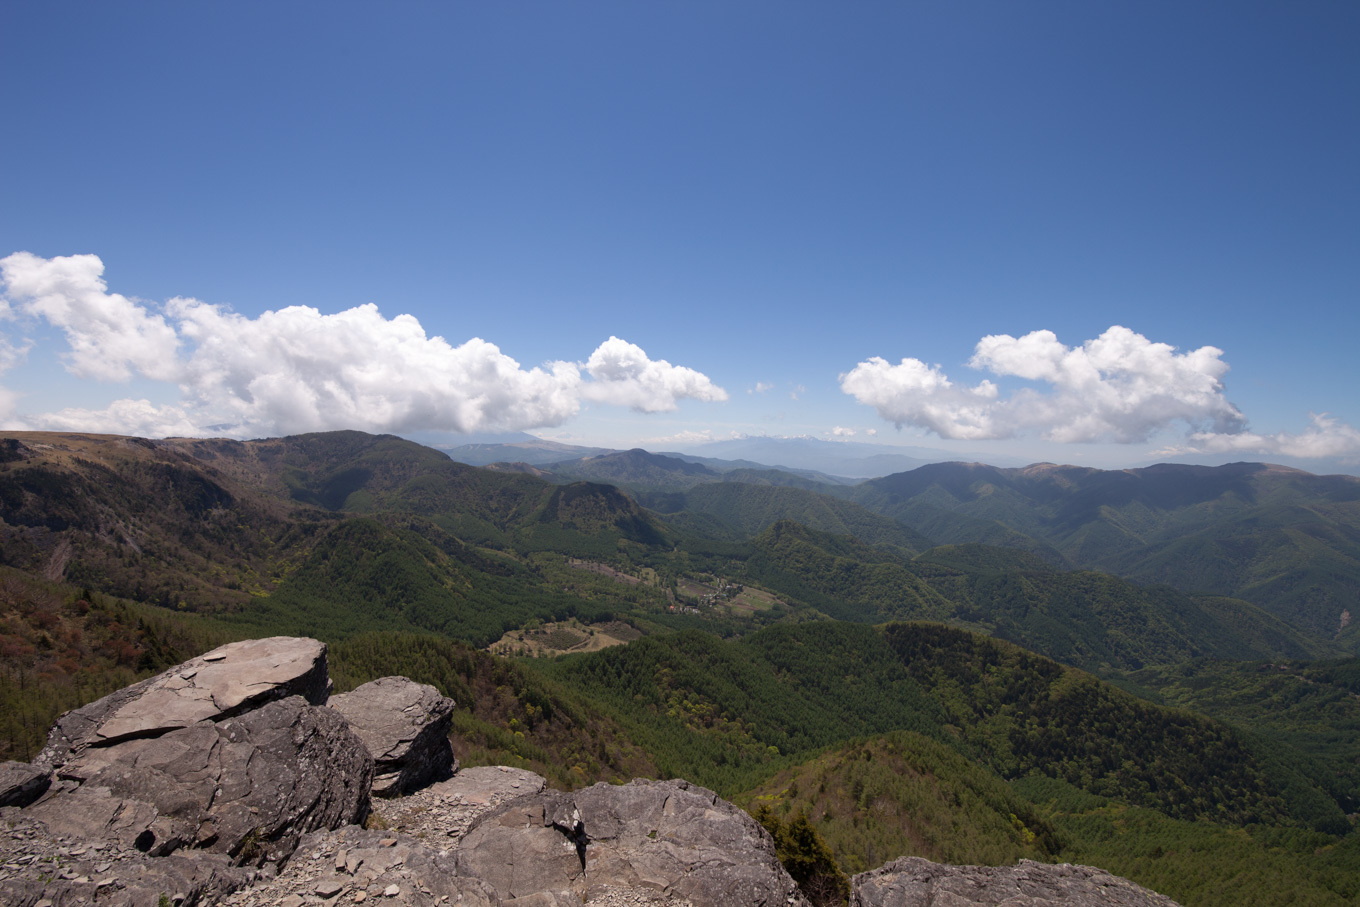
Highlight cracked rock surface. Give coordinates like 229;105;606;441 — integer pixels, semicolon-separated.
851;856;1181;907
456;778;808;907
27;695;372;866
218;769;694;907
218;825;497;907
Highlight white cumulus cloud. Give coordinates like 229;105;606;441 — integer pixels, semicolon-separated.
839;356;1002;440
842;325;1248;444
1185;414;1360;460
0;252;728;438
580;336;728;413
1;251;180;381
165;297;587;435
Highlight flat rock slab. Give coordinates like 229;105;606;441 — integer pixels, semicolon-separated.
36;637;330;772
329;676;457;797
851;857;1182;907
456;778;808;907
26;696;372;866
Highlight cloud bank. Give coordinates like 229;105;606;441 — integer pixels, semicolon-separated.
1183;414;1360;460
0;252;728;438
842;326;1359;459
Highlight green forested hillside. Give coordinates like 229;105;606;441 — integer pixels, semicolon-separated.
710;521;1328;672
647;482;934;552
842;460;1360;641
1119;657;1360;829
738;731;1061;873
1016;777;1360;907
739;521;955;623
544;623;946;793
542;622;1330;828
181;430;569;546
2;431;1336;673
545;448;721;492
540;624;1360;904
0;433;333;612
880;624;1285;825
518;481;672;554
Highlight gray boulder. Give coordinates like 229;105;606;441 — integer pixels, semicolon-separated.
456;778;809;906
0;760;49;808
25;695;372;866
851;856;1181;907
328;676;457;797
34;636;330;773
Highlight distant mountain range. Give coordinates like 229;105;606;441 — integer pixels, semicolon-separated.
672;436;1034;475
840;460;1360;640
441;434;1031;477
438;443;1360;646
438;436;615;467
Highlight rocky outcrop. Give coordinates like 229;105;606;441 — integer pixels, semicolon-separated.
26;696;373;865
373;765;548;840
0;811;257;907
456;778;810;907
2;638;364;906
328;676;456;797
220;767;550;906
1;637;1183;907
34;636;330;773
851;856;1180;907
220;826;500;907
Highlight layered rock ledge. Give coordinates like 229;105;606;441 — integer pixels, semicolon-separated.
34;636;331;774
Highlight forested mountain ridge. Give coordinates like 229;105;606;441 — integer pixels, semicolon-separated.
545;447;723;492
840;460;1360;638
0;432;330;612
645;482;935;553
0;430;1342;669
0;431;673;611
706;520;1332;671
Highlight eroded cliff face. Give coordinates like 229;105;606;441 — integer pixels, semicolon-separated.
0;637;1178;907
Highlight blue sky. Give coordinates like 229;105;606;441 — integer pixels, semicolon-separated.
2;2;1357;470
